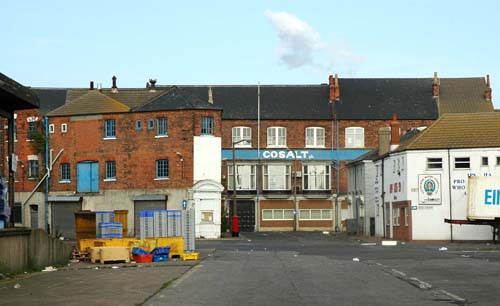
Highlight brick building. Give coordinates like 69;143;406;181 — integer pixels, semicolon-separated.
5;73;494;236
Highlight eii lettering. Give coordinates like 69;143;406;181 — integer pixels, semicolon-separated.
484;189;500;205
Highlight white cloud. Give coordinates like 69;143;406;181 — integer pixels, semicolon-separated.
265;10;362;74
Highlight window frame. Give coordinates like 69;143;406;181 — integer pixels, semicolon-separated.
303;164;331;190
227;164;256;190
299;209;332;220
262;209;294;221
426;157;443;170
27;122;36;141
454;157;470;169
481;156;489;167
49;124;55;134
263;164;291;190
28;159;39;179
201;116;214;135
392;207;400;226
61;123;68;133
266;127;287;148
105;160;116;181
135;120;142;131
60;163;71;183
232;126;252;147
104;119;116;139
305;127;325;148
156;117;168;137
155;159;169;179
147;119;154;130
345;127;365;148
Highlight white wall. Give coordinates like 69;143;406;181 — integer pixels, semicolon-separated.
193;136;221;183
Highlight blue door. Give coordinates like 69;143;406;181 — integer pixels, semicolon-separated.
77;161;99;192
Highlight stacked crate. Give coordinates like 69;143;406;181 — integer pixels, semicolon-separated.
167;210;182;237
139;211;154;239
153;210;168;237
96;211;115;238
182;209;196;252
98;222;123;238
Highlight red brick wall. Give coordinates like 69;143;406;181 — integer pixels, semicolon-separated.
44;109;221;192
260;200;294;227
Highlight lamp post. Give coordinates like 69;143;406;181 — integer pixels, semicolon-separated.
286;148;298;232
231;139;249;236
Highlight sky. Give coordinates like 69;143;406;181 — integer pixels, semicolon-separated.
1;0;499;108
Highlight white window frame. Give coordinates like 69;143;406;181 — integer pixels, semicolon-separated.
481;156;489;167
49;124;55;134
345;127;364;148
104;160;116;181
404;207;409;226
392;207;400;226
299;209;332;220
426;157;443;170
305;127;325;148
454;157;470;169
303;164;330;190
263;164;291;190
267;127;286;148
232;127;252;147
59;163;71;183
227;164;256;190
104;119;116;139
61;123;67;133
156;117;168;137
262;209;294;221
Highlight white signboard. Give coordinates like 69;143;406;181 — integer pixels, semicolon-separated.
467;176;500;220
418;174;441;205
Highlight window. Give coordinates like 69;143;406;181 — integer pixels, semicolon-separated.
232;127;251;146
303;164;330;190
157;117;167;136
228;164;256;190
305;127;325;147
497;156;500;166
201;116;214;135
427;158;443;170
155;159;169;179
60;163;70;182
61;123;67;133
28;160;39;178
28;122;36;140
104;119;116;138
481;157;489;167
392;208;400;226
454;157;470;169
263;164;290;190
105;161;116;180
201;211;214;222
299;209;332;220
135;120;142;131
345;127;364;148
49;124;55;134
267;127;286;147
262;209;294;220
148;119;154;130
404;207;409;226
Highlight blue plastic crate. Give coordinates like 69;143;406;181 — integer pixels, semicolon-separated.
151;247;171;255
153;255;169;262
132;247;149;255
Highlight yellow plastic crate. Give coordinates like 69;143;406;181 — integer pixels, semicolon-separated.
181;252;199;261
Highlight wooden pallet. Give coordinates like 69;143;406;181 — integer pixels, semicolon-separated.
90;247;131;264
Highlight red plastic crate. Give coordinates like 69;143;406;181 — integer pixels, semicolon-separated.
133;254;153;263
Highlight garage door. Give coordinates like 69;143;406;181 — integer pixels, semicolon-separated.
134;200;166;237
51;202;82;240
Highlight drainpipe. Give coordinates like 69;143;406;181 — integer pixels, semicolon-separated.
447;149;453;242
381;159;386;238
44;116;49;232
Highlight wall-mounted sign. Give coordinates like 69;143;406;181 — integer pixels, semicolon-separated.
221;149;370;161
418;174;441;205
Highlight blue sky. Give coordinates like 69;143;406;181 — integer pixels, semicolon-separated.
1;0;499;108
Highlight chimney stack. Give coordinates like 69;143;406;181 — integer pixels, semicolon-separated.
90;81;94;90
111;75;118;93
208;86;213;104
378;127;391;156
328;74;340;102
485;74;492;101
390;113;400;151
432;72;439;98
149;79;157;92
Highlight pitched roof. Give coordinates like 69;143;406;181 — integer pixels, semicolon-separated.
32;88;67;115
176;79;439;120
47;90;130;116
397;112;500;151
438;78;494;115
136;86;221;112
66;88;165;109
0;73;39;112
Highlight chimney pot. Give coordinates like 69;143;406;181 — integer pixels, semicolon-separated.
90;81;94;90
111;75;118;93
329;74;340;102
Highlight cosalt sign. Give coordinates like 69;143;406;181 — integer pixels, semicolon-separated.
261;150;311;160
